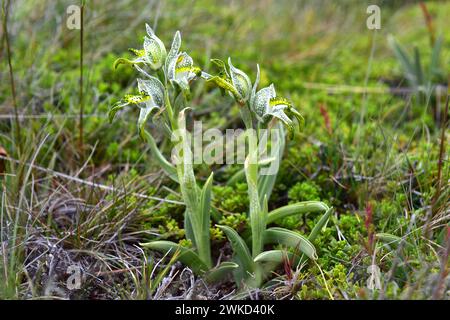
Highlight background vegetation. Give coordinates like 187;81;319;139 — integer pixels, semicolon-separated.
0;0;448;299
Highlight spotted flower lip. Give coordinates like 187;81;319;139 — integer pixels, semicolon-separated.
203;58;252;105
165;31;201;93
113;23;166;71
250;66;303;136
108;75;165;138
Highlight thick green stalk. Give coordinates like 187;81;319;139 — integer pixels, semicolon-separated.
175;109;212;268
245;130;264;258
241;103;266;258
164;88;177;130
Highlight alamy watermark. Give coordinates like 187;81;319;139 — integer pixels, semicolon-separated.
170;122;284;176
66;264;82;290
366;5;381;30
366;264;382;290
66;5;81;30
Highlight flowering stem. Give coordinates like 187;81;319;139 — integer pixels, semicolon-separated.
240;103;265;258
175;109;212;268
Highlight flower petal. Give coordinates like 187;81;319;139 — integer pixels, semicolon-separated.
252;84;275;121
165;31;181;76
143;34;166;70
228;57;252;103
137;77;164;107
250;64;260;108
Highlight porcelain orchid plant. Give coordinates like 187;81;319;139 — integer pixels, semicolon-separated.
109;24;331;289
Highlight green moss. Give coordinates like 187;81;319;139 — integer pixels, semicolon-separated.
288;181;322;203
212;183;248;213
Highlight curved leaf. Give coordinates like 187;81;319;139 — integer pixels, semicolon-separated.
254;250;297;264
376;233;413;249
140;240;207;274
108;100;128;123
200;173;214;232
264;227;317;260
198;172;214;266
138;106;159;138
205;262;239;283
142;131;178;182
217;225;254;273
227;168;245;185
308;207;333;242
267;201;330;224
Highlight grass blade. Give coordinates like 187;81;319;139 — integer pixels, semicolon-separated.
140;240;208;274
199;172;214;267
413;47;424;87
429;36;443;79
388;35;416;87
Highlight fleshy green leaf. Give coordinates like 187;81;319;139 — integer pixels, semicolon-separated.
141;130;178;182
200;173;214;234
217;225;254;273
205;262;239;283
308;207;333;243
264;227;317;260
138;106;158;138
140;240;208;274
254;250;297;264
257;123;285;205
267;201;330;224
198;172;214;266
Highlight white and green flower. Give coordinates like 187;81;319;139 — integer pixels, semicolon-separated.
114;23;166;71
109;75;165;138
142;24;167;70
250;66;303;136
165;31;201;94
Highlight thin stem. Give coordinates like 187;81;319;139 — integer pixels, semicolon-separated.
2;0;21;155
419;2;435;47
432;93;449;215
78;2;85;153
